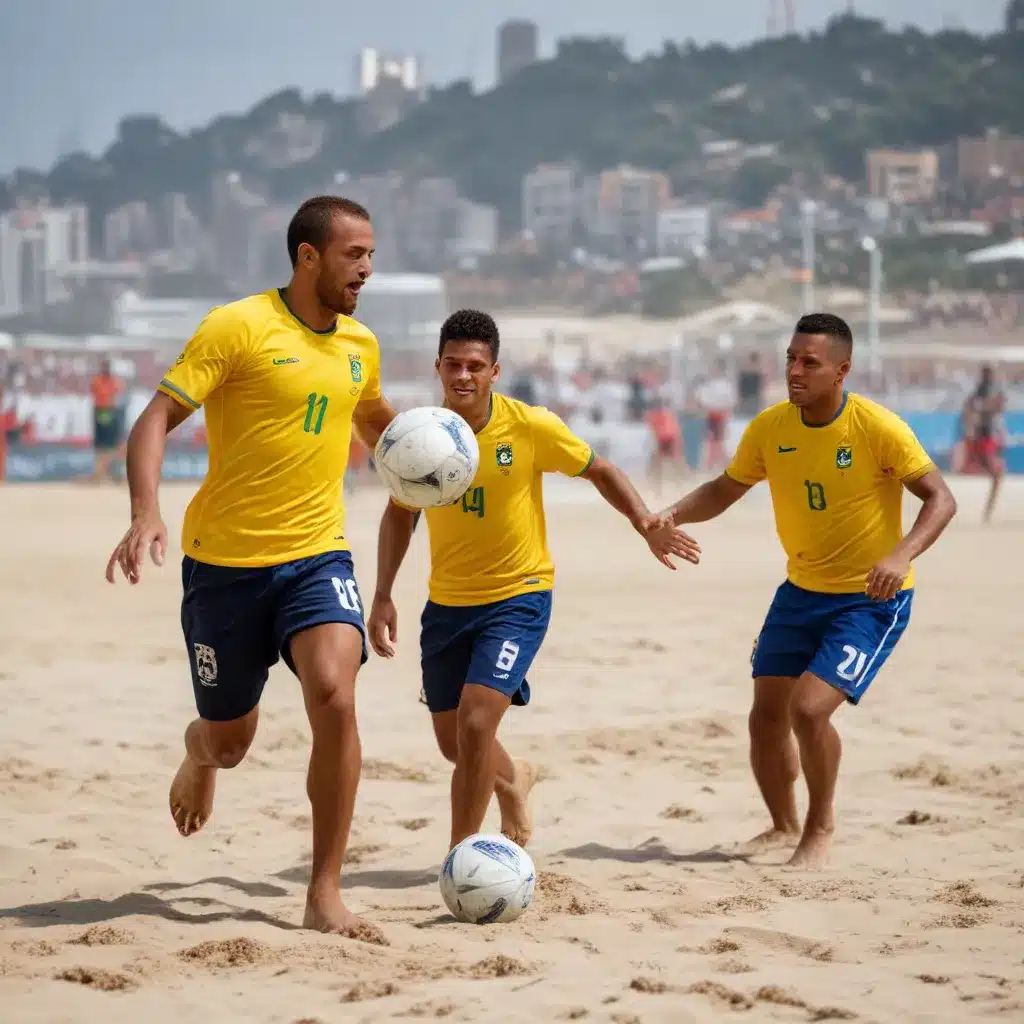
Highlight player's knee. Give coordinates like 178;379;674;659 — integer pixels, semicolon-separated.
457;705;498;751
201;712;257;769
790;695;828;732
305;674;358;727
749;697;790;735
208;741;251;769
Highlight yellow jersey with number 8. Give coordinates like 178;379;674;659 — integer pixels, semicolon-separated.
725;392;935;593
157;288;381;567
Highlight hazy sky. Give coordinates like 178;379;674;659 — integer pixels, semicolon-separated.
0;0;1008;173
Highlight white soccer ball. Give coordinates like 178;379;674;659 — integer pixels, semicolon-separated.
439;833;536;925
374;406;479;509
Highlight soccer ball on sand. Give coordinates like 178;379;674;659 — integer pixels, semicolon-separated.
439;833;536;924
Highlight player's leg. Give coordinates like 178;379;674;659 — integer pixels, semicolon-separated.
275;552;379;939
786;672;845;869
447;593;550;849
744;583;822;851
982;443;1003;523
790;589;914;869
746;676;801;849
430;711;530;845
173;558;275;836
421;601;539;847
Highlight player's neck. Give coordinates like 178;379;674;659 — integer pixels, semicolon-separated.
800;389;847;427
446;392;493;434
279;283;337;334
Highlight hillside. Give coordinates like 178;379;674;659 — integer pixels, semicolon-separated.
7;14;1024;232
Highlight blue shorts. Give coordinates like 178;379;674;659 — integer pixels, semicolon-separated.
751;580;913;704
181;551;367;722
419;591;553;714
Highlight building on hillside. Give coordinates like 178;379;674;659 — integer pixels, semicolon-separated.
866;149;939;204
522;164;578;246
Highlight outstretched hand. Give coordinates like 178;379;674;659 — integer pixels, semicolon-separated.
105;511;167;585
634;512;701;570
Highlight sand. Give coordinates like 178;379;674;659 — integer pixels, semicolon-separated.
1;474;1022;1023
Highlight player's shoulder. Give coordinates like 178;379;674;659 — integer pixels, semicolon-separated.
339;315;380;351
846;392;915;436
194;291;277;342
743;399;794;437
494;393;541;428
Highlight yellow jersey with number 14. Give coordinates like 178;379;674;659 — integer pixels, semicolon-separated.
157;288;382;567
412;393;594;607
725;392;935;593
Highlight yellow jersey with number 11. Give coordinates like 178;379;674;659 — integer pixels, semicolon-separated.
725;392;935;593
157;288;382;567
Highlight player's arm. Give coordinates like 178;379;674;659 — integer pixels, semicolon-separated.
350;345;396;449
106;305;244;584
865;418;958;600
661;414;765;525
532;408;700;568
352;394;398;450
662;473;751;525
367;498;421;657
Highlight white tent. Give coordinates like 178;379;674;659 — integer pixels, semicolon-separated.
964;238;1024;265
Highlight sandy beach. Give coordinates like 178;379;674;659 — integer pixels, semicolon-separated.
1;474;1022;1023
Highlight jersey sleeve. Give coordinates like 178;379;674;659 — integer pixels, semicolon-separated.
529;406;595;477
872;412;936;483
725;415;767;486
357;334;383;404
157;305;249;410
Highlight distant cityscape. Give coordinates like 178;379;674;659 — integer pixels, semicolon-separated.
2;11;1024;339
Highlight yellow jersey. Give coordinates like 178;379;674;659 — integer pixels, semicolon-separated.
158;288;382;567
726;392;935;593
413;393;594;606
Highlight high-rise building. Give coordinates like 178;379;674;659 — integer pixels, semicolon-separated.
497;20;539;83
0;203;88;317
522;164;578;245
353;48;423;134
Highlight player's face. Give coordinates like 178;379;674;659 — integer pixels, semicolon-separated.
785;333;849;407
313;214;375;316
435;341;499;414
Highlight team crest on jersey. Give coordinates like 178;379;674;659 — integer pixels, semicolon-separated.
348;353;363;383
836;446;852;469
496;442;513;467
193;643;218;686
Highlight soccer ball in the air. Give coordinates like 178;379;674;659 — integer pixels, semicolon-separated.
374;406;479;509
439;833;536;924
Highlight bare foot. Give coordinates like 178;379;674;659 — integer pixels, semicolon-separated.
169;755;217;837
785;829;833;871
733;826;800;856
498;759;538;848
303;888;388;945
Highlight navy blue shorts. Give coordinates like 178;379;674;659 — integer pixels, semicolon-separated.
181;551;367;722
751;580;913;704
419;591;553;714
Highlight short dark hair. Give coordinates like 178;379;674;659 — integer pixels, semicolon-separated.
286;196;371;268
794;312;853;356
438;309;500;363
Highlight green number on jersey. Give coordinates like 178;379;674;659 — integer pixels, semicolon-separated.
303;392;328;435
804;480;827;511
461;486;484;518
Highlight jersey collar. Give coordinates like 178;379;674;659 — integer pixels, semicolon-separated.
275;287;337;336
801;390;848;428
